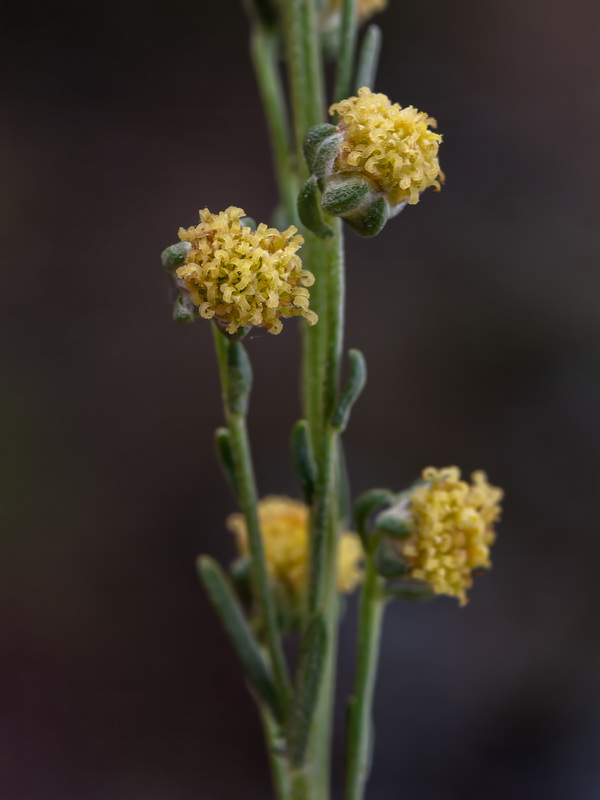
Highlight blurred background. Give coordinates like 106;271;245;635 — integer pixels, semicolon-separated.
2;0;600;798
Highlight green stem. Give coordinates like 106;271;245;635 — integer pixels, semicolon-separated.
261;705;291;800
333;0;358;103
344;558;387;800
212;326;291;713
281;0;326;160
250;24;299;225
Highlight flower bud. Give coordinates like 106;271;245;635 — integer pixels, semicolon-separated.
301;88;443;237
368;467;503;605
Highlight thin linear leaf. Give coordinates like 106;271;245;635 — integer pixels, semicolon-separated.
355;25;382;92
198;556;283;723
286;613;327;767
290;419;317;503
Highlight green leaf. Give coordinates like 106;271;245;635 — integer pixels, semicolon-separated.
355;24;382;92
214;427;239;500
331;349;367;431
290;420;317;504
198;556;283;723
286;613;328;767
297;177;334;239
227;341;253;416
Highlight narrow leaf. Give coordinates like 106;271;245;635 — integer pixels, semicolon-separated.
214;427;239;500
227;341;253;416
331;349;367;431
198;556;283;723
286;613;327;767
290;420;317;503
355;25;382;92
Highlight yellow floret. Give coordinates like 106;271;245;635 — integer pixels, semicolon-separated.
176;207;317;335
329;88;444;206
228;496;363;597
399;467;502;605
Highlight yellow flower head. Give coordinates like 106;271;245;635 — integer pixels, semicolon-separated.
330;0;387;23
228;496;363;598
397;467;502;605
176;207;317;335
329;88;444;206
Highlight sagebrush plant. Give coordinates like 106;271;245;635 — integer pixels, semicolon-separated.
160;0;503;797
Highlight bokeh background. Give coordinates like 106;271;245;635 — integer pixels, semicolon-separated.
2;0;600;798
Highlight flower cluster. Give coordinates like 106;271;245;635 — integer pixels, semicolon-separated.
175;207;317;335
393;467;502;605
228;496;363;598
330;88;444;206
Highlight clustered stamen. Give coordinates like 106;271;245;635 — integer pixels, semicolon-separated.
399;467;502;605
330;88;444;206
176;207;317;335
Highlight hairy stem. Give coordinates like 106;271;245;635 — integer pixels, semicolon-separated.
344;558;386;800
250;24;299;225
212;326;291;713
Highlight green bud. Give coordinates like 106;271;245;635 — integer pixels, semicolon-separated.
161;241;191;270
353;488;394;550
172;294;196;324
374;538;411;579
311;133;342;180
373;509;412;539
297;177;334;239
303;123;339;173
321;176;373;217
344;195;388;238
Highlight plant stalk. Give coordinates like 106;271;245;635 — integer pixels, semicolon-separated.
344;558;386;800
250;24;299;225
212;326;291;714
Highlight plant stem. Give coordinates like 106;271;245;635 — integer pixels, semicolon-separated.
212;326;291;713
261;705;291;800
333;0;358;103
344;558;387;800
250;24;299;225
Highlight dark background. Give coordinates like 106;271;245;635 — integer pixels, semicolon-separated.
2;0;600;798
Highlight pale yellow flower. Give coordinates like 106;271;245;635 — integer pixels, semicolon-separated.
397;467;502;605
329;88;444;206
176;207;317;335
228;496;363;597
